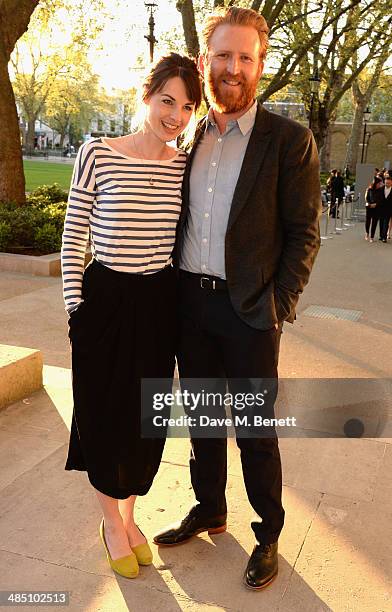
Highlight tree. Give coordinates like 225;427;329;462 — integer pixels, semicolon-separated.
0;0;39;204
344;47;392;173
255;0;389;145
109;88;138;135
0;0;105;205
43;70;103;147
175;0;392;169
12;44;93;151
309;2;391;169
176;0;200;58
12;2;107;145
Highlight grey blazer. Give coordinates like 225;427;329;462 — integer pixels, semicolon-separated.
173;103;322;330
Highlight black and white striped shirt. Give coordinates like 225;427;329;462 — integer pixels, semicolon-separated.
61;138;187;313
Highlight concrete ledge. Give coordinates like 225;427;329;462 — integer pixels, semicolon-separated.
0;345;43;410
0;252;61;277
0;251;92;277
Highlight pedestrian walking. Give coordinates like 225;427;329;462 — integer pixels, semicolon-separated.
364;176;383;242
379;173;392;242
334;170;345;218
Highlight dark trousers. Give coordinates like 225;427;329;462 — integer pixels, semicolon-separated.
329;194;343;218
379;213;391;241
177;271;285;544
365;207;378;238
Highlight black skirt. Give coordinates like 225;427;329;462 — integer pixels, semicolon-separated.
65;258;176;499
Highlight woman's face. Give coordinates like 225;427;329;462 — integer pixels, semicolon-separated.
144;76;196;143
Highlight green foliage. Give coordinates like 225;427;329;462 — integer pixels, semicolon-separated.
0;184;66;254
320;172;330;185
0;221;12;251
34;223;62;253
335;90;354;122
369;75;392;122
0;204;46;248
27;183;68;204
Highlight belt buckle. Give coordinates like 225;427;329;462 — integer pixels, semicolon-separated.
200;276;216;290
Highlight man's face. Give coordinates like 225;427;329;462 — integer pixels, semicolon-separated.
385;177;392;188
200;24;264;114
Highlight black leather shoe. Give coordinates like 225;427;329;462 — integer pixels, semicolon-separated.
244;542;278;590
153;506;227;546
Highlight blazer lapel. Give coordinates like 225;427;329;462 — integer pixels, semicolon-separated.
227;105;272;231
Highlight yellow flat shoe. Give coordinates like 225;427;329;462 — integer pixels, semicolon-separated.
100;519;139;578
131;526;153;566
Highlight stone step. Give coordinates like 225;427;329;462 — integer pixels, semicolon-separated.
0;250;92;277
0;345;43;410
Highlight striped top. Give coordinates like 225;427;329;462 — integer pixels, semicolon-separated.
61;138;187;313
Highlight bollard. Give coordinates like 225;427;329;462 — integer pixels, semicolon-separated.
344;199;352;226
344;196;355;227
321;203;333;240
340;199;348;231
333;204;342;234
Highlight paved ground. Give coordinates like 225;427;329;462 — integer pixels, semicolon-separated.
0;220;391;612
23;156;75;164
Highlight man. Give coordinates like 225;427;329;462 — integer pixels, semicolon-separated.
327;169;338;218
379;173;392;242
154;6;321;590
333;170;345;218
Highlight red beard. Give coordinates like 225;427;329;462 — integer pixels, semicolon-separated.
205;70;259;114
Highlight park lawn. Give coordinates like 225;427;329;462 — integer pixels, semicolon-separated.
24;160;74;192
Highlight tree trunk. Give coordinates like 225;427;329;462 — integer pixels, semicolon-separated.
176;0;199;58
319;124;332;172
26;118;35;151
0;0;40;205
345;100;364;174
311;103;329;155
0;45;25;204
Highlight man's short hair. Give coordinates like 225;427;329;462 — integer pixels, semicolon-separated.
201;6;270;62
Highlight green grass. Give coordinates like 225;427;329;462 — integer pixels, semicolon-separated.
24;160;74;192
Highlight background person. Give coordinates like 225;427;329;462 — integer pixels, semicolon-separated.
334;170;345;218
379;173;392;242
364;176;383;242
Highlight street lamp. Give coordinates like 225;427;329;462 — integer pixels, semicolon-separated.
308;68;321;131
360;107;371;163
145;3;158;63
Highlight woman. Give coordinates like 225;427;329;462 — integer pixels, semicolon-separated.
61;53;202;578
379;172;392;242
364;176;383;242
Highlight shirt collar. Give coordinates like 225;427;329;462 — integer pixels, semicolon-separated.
206;100;258;136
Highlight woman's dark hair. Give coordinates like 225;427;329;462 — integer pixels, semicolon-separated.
370;176;383;189
142;53;202;110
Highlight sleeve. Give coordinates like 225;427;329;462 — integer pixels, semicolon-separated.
274;128;322;323
61;140;97;314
